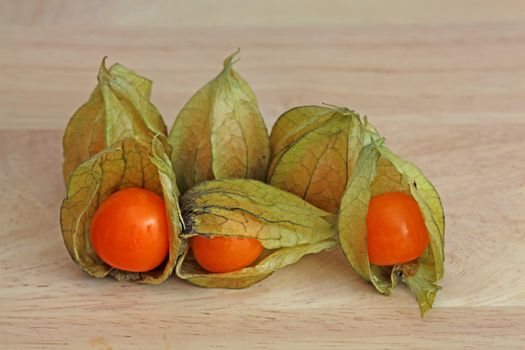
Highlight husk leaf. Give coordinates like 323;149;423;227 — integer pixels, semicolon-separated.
338;141;445;315
176;178;337;288
268;105;375;213
63;58;167;183
168;50;270;194
60;137;182;284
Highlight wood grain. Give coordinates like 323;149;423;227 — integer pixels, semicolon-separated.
1;1;525;349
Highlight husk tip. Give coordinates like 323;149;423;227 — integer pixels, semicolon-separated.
223;48;241;69
97;56;111;82
320;103;360;117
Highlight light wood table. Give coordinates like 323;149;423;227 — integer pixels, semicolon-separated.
1;1;525;349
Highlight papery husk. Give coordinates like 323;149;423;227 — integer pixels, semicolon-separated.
63;58;167;183
168;50;270;194
338;140;445;315
60;137;183;284
268;105;379;213
176;178;338;288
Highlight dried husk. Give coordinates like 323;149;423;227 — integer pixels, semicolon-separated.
63;58;167;183
176;178;338;288
168;51;270;194
337;139;445;315
268;105;379;213
60;137;183;284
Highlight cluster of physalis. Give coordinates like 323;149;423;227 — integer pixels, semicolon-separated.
61;51;444;316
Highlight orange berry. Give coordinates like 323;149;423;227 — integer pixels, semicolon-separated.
191;235;263;273
366;192;429;266
90;188;169;272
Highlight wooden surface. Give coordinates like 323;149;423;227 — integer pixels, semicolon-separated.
1;1;525;349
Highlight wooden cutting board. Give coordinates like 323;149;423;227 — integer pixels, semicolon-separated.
1;1;524;349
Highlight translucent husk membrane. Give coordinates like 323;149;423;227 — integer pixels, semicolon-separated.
175;178;338;288
63;57;167;184
168;50;270;194
268;105;379;213
338;139;445;315
61;137;183;284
